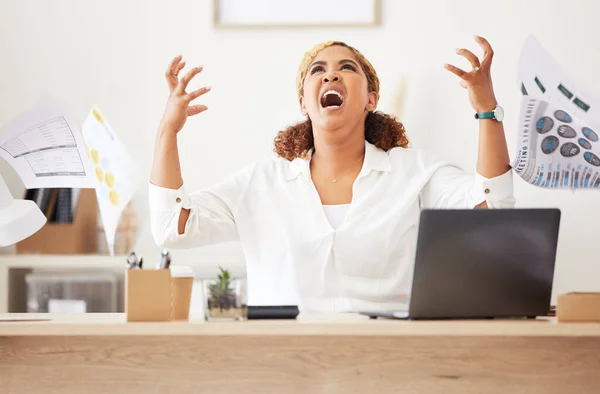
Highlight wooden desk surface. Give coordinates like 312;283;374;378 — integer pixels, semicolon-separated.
2;313;600;394
1;312;600;336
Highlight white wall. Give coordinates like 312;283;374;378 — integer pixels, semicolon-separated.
1;0;599;296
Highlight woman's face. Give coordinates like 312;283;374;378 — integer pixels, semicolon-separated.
300;45;377;134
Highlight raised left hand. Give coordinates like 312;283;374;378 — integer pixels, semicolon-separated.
445;35;498;113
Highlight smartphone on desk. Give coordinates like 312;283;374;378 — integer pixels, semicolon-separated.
247;305;299;320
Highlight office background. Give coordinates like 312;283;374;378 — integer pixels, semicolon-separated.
0;0;599;302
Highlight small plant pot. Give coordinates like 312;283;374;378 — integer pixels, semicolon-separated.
203;278;247;321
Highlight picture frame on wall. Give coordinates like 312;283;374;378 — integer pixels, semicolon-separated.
213;0;381;28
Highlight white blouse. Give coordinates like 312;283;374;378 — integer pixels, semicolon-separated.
149;141;515;313
323;204;351;230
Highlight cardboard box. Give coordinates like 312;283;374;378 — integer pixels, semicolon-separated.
125;268;195;322
557;292;600;322
16;188;98;254
125;269;172;322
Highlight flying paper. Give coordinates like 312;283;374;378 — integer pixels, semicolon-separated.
512;35;600;189
81;107;140;255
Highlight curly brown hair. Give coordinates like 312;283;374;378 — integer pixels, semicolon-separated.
274;41;409;161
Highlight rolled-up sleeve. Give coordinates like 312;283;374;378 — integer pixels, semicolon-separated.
420;164;516;209
149;164;254;249
474;170;515;208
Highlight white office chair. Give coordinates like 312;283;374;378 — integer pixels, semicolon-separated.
0;174;46;247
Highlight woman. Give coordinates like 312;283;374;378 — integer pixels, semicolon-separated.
149;37;515;312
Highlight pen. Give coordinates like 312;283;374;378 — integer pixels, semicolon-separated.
157;249;171;269
126;252;139;269
126;252;143;269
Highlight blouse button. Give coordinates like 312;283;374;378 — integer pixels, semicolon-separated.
484;188;490;195
176;197;182;203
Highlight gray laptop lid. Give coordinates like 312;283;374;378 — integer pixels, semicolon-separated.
407;209;561;319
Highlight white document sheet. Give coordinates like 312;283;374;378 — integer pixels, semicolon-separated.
0;100;95;189
512;36;600;190
81;107;140;256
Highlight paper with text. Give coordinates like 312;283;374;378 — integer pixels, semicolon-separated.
512;36;600;189
0;100;95;189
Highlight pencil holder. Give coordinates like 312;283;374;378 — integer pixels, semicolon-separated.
125;269;171;322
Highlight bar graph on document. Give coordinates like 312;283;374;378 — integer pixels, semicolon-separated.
0;100;95;189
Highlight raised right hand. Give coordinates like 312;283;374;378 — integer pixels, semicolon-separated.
159;55;211;135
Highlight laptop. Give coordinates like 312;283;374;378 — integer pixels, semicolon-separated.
360;208;561;320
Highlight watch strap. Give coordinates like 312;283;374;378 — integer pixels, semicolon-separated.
475;111;495;120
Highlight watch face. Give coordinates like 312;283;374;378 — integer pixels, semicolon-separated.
494;106;504;122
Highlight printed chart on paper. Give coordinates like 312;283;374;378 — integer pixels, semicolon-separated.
512;35;600;190
0;101;94;189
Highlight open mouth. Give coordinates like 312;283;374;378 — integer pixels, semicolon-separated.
320;89;344;109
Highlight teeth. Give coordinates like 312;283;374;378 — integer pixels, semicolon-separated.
322;89;343;101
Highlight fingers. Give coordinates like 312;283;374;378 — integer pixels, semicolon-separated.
444;63;467;79
475;35;494;67
187;105;208;116
163;56;210;120
167;61;186;91
175;61;186;75
456;48;481;70
166;55;182;76
186;86;211;101
169;55;183;74
165;55;183;91
446;36;494;79
177;66;203;95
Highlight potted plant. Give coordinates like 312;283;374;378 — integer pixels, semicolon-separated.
204;267;246;321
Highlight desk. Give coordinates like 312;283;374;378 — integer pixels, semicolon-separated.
1;313;600;394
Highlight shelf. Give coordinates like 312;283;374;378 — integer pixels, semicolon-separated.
0;254;246;313
0;254;126;269
0;255;126;313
